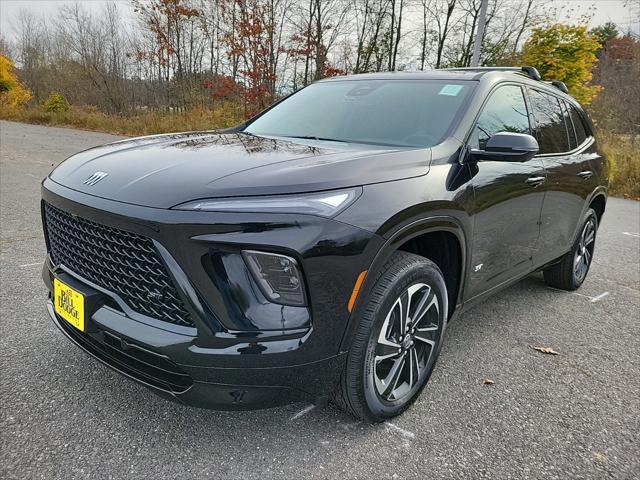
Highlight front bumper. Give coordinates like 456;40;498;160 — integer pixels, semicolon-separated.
46;292;344;409
41;179;383;409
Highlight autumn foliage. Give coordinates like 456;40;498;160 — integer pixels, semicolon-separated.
219;0;283;116
521;24;602;105
43;92;70;113
0;54;32;108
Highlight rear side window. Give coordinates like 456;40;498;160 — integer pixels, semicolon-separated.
473;85;531;150
568;103;589;146
529;90;570;154
561;102;577;149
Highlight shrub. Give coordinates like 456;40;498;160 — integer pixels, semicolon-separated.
43;92;70;113
599;132;640;199
0;102;244;137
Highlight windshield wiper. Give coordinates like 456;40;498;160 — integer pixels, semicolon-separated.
278;135;351;143
258;133;412;148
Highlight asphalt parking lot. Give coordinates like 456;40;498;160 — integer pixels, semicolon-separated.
1;120;639;479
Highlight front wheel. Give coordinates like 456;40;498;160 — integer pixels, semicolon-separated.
333;252;448;422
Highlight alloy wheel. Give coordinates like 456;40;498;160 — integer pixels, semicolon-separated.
373;283;441;402
574;217;596;283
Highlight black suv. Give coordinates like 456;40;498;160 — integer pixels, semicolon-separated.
41;67;607;422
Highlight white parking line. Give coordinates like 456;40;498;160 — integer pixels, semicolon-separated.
590;292;610;303
289;404;315;421
571;291;594;300
547;287;610;303
19;262;42;268
622;232;640;238
385;422;415;440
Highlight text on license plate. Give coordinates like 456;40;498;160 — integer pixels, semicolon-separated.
53;278;85;332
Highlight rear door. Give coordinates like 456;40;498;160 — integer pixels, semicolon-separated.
467;84;546;299
527;89;599;264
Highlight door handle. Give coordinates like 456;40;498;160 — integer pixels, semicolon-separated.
525;176;545;187
578;170;593;180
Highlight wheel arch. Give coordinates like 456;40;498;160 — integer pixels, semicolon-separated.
339;215;468;352
571;188;607;245
588;192;606;226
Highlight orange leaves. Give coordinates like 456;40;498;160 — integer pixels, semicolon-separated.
219;0;285;115
323;65;344;77
211;77;241;100
605;36;639;61
133;0;203;72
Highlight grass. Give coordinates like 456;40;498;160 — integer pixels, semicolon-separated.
1;104;638;200
0;104;244;136
600;132;640;200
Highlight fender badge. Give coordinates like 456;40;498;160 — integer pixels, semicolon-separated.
83;171;108;186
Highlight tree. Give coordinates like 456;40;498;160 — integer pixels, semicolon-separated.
133;0;205;108
591;34;640;135
43;91;70;112
590;21;619;48
521;23;602;104
354;0;392;73
220;0;292;115
0;34;12;58
288;0;348;86
428;0;457;69
0;54;32;108
439;0;548;68
387;0;405;71
352;0;408;73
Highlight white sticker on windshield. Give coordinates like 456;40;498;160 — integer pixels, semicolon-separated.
438;84;464;96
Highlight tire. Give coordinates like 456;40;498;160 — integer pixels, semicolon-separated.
332;251;448;422
543;208;598;291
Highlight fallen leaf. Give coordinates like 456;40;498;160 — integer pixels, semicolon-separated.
533;346;560;355
592;451;607;463
483;378;495;385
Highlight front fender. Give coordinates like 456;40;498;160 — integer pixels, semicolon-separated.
338;214;469;353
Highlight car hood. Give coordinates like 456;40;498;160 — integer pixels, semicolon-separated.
48;132;431;208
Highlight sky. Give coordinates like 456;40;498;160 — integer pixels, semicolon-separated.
0;0;638;42
0;0;134;37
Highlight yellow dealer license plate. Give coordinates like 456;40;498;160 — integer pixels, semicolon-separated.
54;278;85;332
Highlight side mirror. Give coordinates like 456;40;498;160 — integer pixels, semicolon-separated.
470;132;539;162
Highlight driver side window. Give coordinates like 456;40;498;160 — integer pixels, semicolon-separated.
472;85;531;150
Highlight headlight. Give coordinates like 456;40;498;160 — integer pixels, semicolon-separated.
173;188;361;217
242;250;306;306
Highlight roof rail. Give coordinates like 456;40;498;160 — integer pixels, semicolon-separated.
442;66;573;96
520;66;542;81
549;80;569;94
443;66;542;81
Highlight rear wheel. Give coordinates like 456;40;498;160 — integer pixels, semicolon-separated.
543;208;598;291
333;252;448;422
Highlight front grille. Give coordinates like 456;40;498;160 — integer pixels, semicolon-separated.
43;202;194;327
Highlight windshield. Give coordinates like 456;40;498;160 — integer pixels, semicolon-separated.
244;79;474;148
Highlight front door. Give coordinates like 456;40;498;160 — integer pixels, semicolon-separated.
466;84;546;299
